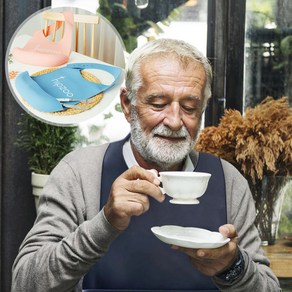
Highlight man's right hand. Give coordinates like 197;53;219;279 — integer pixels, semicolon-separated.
104;166;165;231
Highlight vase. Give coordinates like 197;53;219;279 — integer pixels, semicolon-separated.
254;176;291;246
31;172;49;210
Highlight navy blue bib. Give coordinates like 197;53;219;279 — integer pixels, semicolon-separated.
83;137;226;291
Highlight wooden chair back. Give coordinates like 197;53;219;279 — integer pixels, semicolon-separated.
42;11;100;58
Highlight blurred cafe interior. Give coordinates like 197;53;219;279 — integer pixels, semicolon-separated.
0;0;291;291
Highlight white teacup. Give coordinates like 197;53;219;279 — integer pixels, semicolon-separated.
159;171;211;204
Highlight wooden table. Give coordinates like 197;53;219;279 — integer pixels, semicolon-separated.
262;239;292;278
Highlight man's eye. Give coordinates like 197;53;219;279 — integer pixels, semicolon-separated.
182;106;196;113
151;103;166;109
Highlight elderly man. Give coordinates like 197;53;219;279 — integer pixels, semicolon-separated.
12;39;280;291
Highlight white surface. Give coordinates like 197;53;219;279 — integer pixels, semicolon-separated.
51;0;99;14
7;35;125;126
158;21;207;56
151;225;230;249
159;171;211;205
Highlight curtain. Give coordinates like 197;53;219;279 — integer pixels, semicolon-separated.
0;1;51;291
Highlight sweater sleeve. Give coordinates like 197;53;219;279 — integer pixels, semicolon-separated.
213;160;281;291
11;149;120;292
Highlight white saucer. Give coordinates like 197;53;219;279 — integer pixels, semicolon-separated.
151;225;230;249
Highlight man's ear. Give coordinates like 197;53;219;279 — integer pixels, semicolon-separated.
120;87;132;123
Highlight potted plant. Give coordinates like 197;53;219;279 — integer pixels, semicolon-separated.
16;113;78;208
195;97;292;244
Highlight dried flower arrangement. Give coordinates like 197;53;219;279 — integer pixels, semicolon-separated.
196;97;292;244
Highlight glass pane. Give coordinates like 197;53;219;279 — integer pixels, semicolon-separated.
99;0;207;53
244;0;292;109
78;0;208;146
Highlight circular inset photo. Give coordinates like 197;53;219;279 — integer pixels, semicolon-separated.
6;6;126;126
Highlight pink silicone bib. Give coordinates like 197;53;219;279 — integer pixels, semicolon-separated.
13;11;74;67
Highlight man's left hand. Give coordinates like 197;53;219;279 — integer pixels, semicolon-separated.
171;224;239;277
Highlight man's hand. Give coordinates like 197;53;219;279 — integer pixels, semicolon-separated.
171;224;239;276
104;166;165;231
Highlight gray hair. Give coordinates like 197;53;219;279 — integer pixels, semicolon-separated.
125;38;212;110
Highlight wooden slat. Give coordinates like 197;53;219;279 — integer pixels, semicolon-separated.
42;11;99;57
52;21;57;42
75;22;79;52
42;11;99;24
83;23;86;55
90;23;95;58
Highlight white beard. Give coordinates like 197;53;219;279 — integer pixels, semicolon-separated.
130;107;198;170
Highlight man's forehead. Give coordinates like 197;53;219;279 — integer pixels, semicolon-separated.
141;53;204;70
139;57;206;86
139;57;206;88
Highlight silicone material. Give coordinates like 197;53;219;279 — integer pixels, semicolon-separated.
15;63;122;112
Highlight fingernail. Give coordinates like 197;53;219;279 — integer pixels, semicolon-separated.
154;178;160;185
198;250;205;257
159;194;165;202
221;227;229;235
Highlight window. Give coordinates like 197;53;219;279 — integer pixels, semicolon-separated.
79;0;209;145
244;0;292;108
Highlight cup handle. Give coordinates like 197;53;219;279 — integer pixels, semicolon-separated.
146;169;165;194
158;176;165;194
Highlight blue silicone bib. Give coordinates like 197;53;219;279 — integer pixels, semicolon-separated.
15;63;122;112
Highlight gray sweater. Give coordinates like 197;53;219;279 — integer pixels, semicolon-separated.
11;143;280;292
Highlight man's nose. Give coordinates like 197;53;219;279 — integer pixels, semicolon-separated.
163;103;183;130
